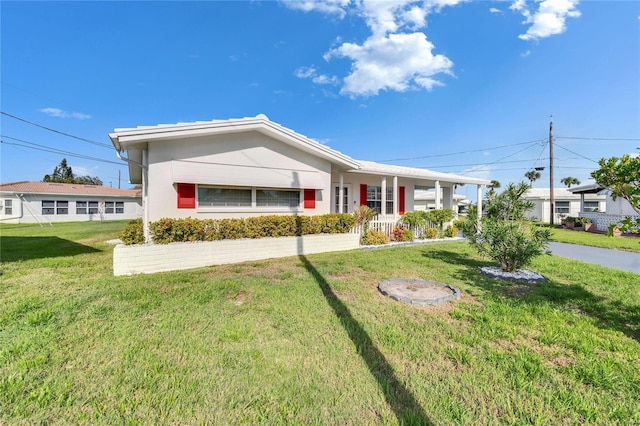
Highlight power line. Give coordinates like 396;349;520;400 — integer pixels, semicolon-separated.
375;139;545;162
556;136;640;141
554;142;599;164
1;135;124;166
1;111;113;149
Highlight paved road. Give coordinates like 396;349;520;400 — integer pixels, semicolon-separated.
548;242;640;274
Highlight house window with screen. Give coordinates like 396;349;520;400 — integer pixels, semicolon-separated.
104;201;125;214
583;201;599;212
198;187;252;207
256;190;300;208
42;200;68;215
3;199;12;215
555;201;570;214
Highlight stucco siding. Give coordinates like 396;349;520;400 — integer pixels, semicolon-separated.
146;132;334;220
0;193;142;224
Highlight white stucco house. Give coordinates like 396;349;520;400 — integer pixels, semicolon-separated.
108;114;490;241
568;182;639;232
523;187;606;223
0;181;142;224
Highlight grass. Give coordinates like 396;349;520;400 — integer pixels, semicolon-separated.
548;226;640;253
1;221;639;425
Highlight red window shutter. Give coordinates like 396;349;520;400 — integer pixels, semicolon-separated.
360;184;368;206
399;186;406;215
304;189;316;209
177;183;196;208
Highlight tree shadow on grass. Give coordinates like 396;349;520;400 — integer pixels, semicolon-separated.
423;247;640;343
0;236;100;262
299;255;433;425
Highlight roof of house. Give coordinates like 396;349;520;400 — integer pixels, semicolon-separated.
525;187;605;200
567;182;606;194
110;114;491;186
0;181;141;197
356;161;490;185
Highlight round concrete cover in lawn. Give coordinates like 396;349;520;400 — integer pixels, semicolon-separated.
378;278;460;306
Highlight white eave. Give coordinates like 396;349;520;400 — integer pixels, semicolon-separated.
353;161;491;186
109;114;360;170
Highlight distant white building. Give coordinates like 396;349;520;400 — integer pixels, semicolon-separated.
0;181;142;224
413;190;470;214
523;187;606;223
568;182;638;232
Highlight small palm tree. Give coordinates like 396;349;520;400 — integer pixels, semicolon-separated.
560;176;581;188
489;180;501;190
524;170;541;186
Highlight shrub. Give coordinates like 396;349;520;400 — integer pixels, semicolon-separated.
424;227;439;239
362;229;389;245
391;226;405;242
402;228;414;242
120;219;144;245
217;218;246;240
444;225;458;238
461;182;550;272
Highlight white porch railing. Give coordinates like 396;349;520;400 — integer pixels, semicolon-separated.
352;214;439;239
580;211;640;232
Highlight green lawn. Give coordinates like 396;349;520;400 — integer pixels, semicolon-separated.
1;222;639;425
549;227;640;253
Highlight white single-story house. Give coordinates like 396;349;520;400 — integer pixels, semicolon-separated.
108;114;491;241
568;182;639;232
523;187;606;223
0;181;142;224
413;189;470;213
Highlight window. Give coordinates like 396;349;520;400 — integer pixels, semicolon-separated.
555;201;570;214
257;190;300;208
88;201;99;214
366;186;394;215
583;201;599;212
334;186;349;213
103;201;124;214
198;187;251;207
77;201;87;214
4;199;12;215
57;201;68;215
42;200;55;215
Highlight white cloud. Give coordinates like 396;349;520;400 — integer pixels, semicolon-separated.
281;0;351;19
489;7;501;14
285;0;460;97
521;49;531;57
512;0;581;41
327;32;452;96
295;66;338;85
40;107;91;120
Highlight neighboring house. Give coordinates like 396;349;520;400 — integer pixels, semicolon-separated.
108;114;490;241
523;187;605;223
0;181;142;224
413;189;470;213
569;182;638;232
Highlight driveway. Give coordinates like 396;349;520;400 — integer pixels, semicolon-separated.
548;242;640;274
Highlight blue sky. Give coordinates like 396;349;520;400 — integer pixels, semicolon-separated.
1;0;638;201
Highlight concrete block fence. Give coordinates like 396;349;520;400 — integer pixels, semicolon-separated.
113;233;360;276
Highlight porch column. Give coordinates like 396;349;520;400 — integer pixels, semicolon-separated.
443;186;453;210
579;193;585;214
381;177;387;215
393;175;399;217
476;185;483;232
435;180;441;210
338;173;344;213
142;149;150;243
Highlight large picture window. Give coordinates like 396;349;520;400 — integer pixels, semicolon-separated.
257;190;300;208
583;201;599;212
198;187;251;207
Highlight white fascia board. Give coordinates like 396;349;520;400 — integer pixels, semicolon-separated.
352;162;491;186
109;117;360;170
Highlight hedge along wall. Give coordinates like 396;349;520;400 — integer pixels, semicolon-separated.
113;233;360;276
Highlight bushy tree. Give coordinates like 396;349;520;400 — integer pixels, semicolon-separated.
461;182;551;272
591;151;640;234
43;158;103;185
560;176;581;188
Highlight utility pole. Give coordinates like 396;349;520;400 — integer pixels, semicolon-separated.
118;170;121;189
549;116;555;226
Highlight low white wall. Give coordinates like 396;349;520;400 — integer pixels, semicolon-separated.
113;233;360;276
